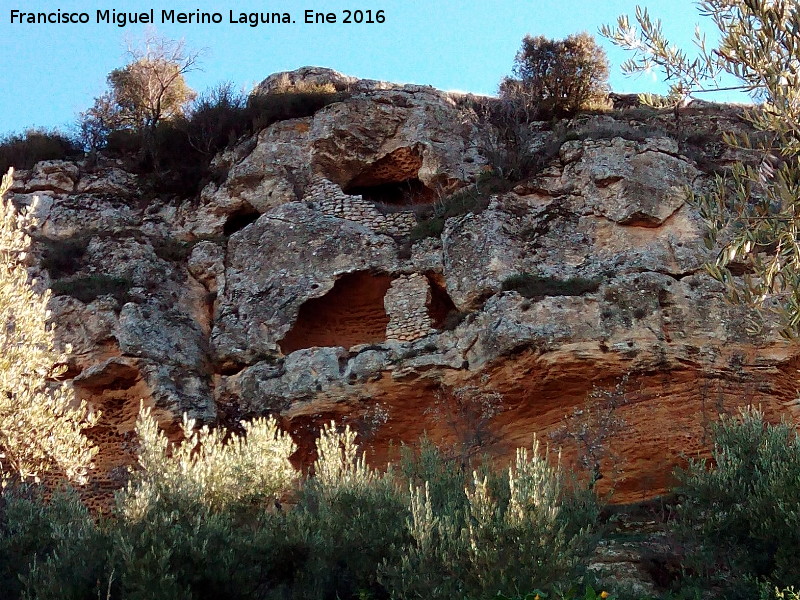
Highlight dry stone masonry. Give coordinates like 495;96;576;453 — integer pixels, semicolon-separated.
11;68;799;507
384;274;435;342
304;175;417;236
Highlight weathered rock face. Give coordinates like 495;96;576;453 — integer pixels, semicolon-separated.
177;71;486;239
213;203;399;366
12;68;799;504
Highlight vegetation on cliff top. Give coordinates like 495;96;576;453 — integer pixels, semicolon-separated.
5;2;800;598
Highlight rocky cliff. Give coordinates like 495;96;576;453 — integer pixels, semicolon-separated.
10;68;800;506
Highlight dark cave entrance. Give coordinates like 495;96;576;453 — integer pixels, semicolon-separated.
426;273;458;329
345;178;435;205
224;206;261;236
279;271;393;354
342;146;437;205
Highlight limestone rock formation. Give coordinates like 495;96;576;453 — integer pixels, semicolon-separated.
10;68;799;504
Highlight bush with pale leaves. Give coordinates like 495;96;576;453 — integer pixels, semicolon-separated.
381;437;597;599
121;404;297;517
0;168;97;485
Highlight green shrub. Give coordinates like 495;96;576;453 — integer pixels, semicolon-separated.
39;236;91;279
0;129;82;173
247;85;350;132
497;585;614;600
125;405;297;514
26;405;302;600
0;486;101;600
409;217;446;241
556;121;672;144
51;274;133;305
105;128;144;156
182;83;248;157
143;121;207;195
434;174;512;219
2;414;601;600
777;589;800;600
501;33;610;120
151;237;194;262
467;97;551;181
22;499;301;600
380;437;599;600
675;408;800;595
104;502;293;600
398;436;478;516
111;407;298;599
290;423;409;600
502;273;601;299
410;172;512;241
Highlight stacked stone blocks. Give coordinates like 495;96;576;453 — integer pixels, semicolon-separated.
384;273;435;342
304;176;417;236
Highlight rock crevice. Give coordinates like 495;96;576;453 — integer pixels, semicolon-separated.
11;68;795;503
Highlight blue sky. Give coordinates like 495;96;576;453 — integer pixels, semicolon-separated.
0;1;747;136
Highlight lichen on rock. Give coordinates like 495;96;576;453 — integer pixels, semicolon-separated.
11;68;796;505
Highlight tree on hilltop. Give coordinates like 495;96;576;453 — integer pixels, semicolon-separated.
501;32;610;118
80;29;200;161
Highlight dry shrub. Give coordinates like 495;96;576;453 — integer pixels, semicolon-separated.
0;130;82;173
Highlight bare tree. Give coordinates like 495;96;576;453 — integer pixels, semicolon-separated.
80;29;200;163
424;383;505;467
112;29;200;132
551;376;628;488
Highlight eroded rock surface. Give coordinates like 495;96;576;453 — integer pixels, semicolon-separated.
11;68;798;504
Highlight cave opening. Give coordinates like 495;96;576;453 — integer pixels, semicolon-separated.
279;271;393;354
426;273;458;329
224;207;261;236
344;178;436;205
342;146;437;205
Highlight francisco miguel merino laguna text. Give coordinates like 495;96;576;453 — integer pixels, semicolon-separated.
9;8;386;27
10;9;293;27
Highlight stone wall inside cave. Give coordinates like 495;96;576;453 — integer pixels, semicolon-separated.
279;270;456;352
304;176;417;236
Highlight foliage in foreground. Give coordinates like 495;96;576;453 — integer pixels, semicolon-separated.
382;439;599;600
124;404;297;514
675;408;800;596
0;169;98;485
0;410;600;600
602;1;800;337
9;398;800;599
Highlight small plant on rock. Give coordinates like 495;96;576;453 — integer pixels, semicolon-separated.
502;273;601;299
